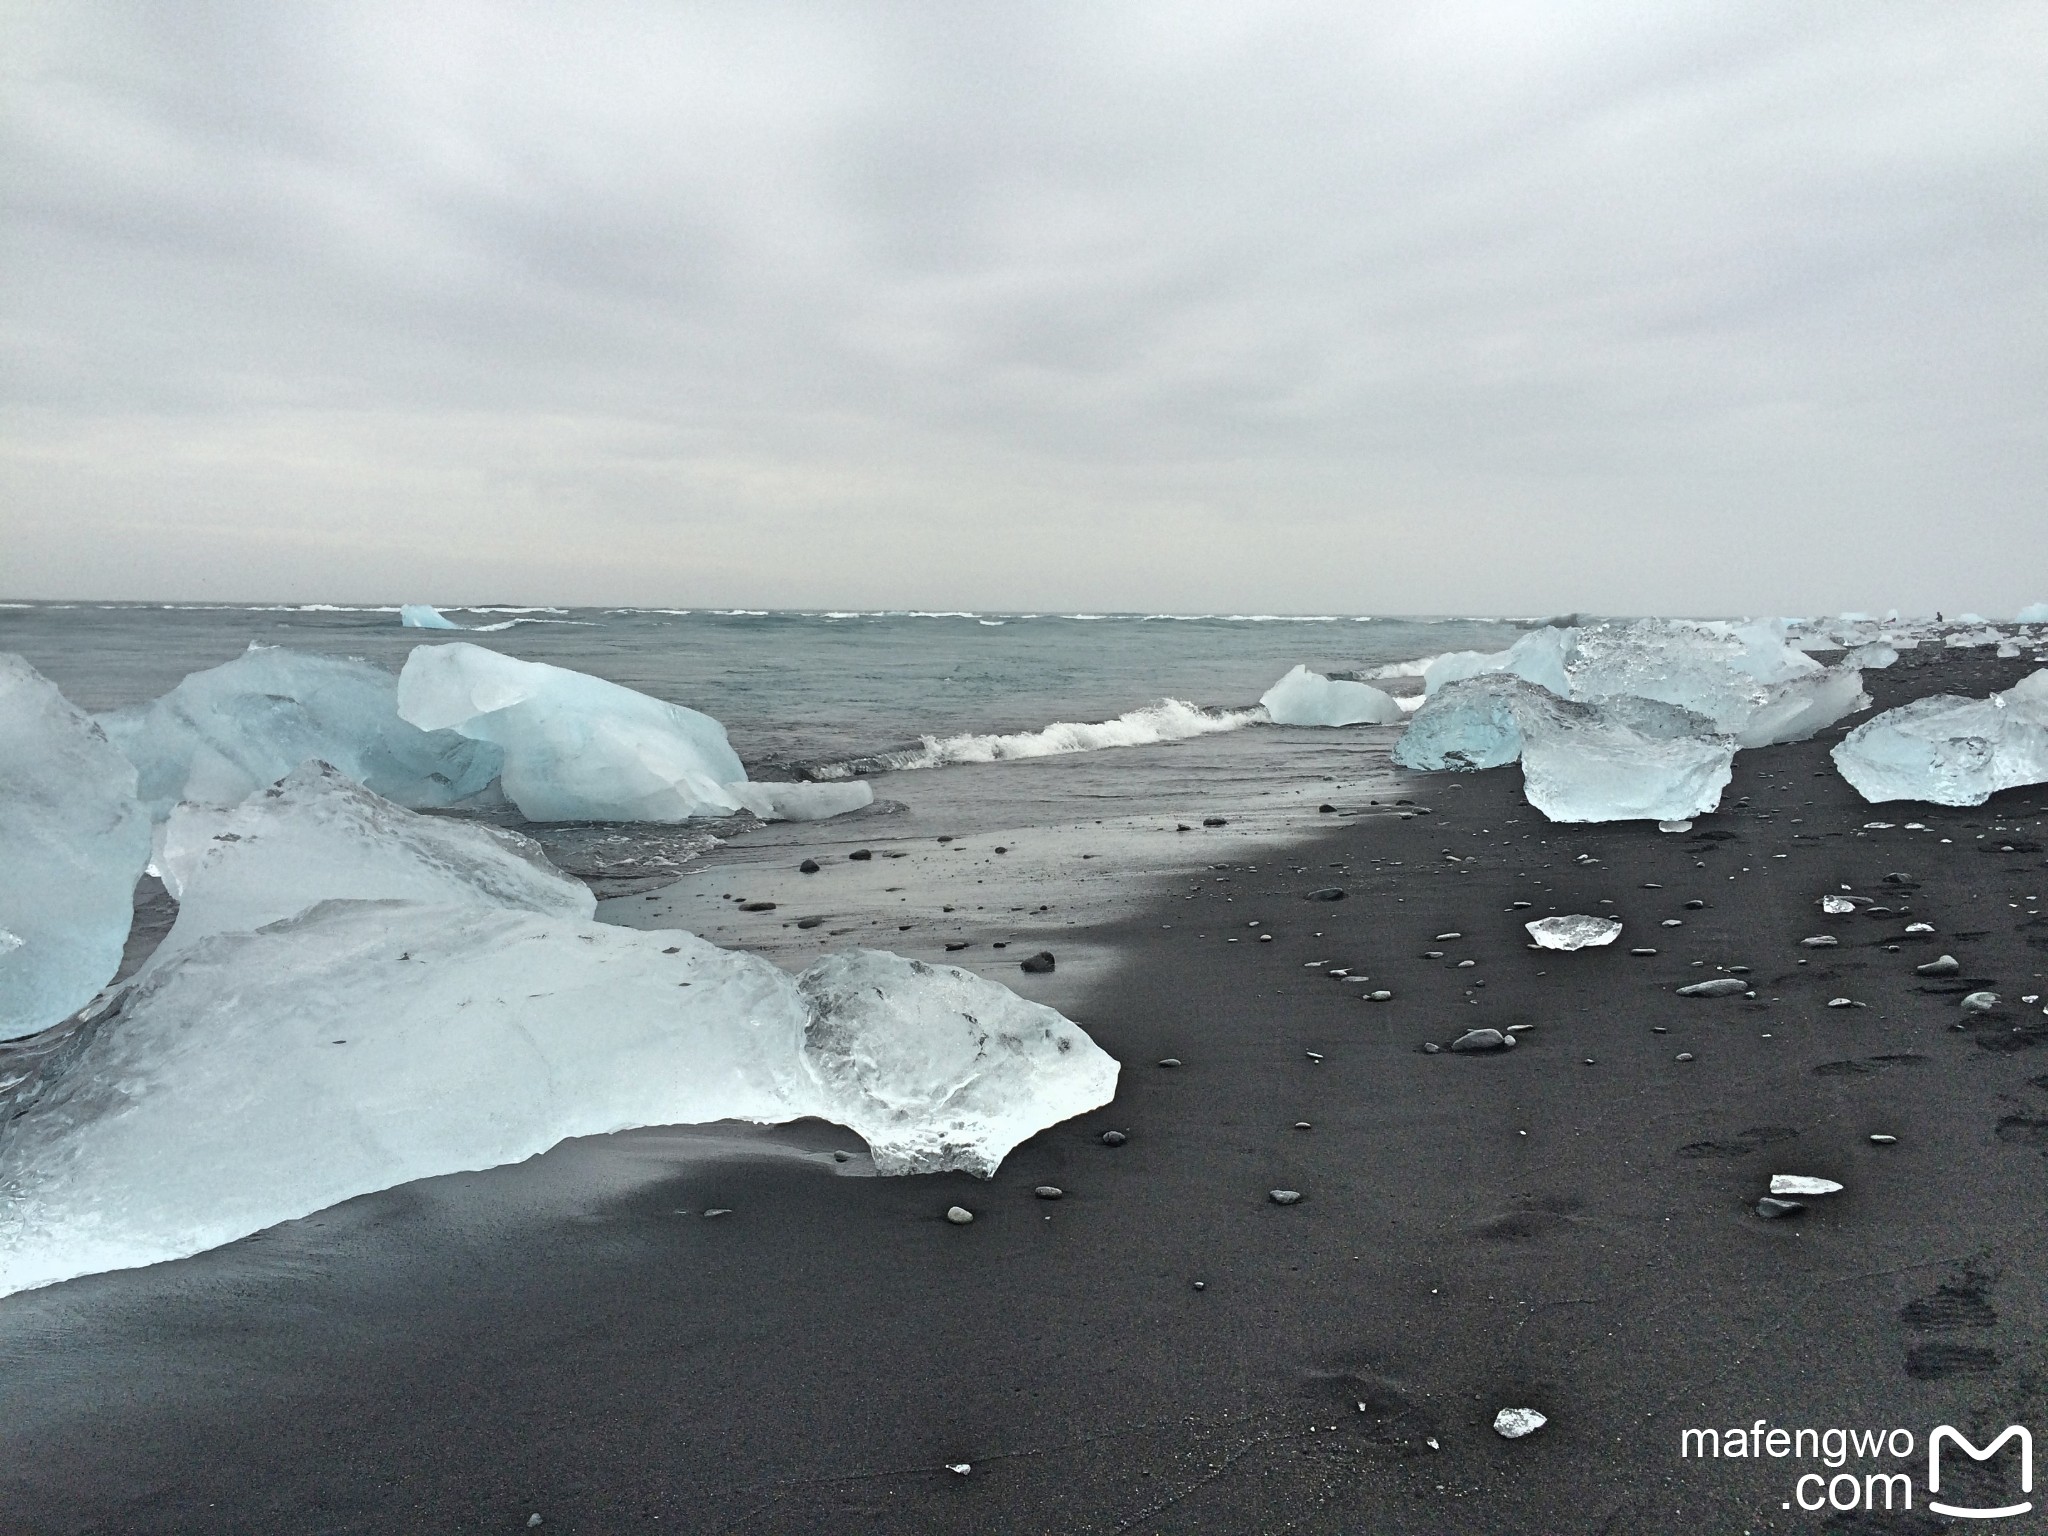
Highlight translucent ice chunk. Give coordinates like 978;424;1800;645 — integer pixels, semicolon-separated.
1566;619;1866;743
100;644;502;820
1525;915;1623;949
798;950;1119;1176
154;761;594;959
0;656;152;1041
396;643;871;823
1391;673;1532;771
0;906;1118;1296
1395;675;1733;821
399;604;462;629
1259;665;1404;726
1831;669;2048;806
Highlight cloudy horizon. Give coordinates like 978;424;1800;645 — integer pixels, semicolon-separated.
3;1;2043;616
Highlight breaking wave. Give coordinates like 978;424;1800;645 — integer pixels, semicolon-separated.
807;699;1267;779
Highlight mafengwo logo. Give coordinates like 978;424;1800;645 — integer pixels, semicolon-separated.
1679;1420;2032;1517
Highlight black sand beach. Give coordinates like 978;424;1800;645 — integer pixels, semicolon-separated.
5;648;2048;1534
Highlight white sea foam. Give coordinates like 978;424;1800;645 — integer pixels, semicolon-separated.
814;699;1266;777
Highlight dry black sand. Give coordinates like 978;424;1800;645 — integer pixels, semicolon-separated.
4;648;2048;1534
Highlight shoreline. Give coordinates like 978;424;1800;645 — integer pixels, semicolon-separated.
3;646;2046;1532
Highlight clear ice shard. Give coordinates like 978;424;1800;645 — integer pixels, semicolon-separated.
153;762;594;960
798;950;1119;1177
399;604;462;629
1524;914;1623;950
1394;675;1733;821
1259;665;1405;726
1831;669;2048;807
396;643;870;822
99;643;502;821
0;780;1117;1297
0;656;152;1041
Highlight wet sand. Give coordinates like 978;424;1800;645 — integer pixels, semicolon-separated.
4;647;2048;1533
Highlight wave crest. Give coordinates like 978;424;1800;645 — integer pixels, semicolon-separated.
808;699;1265;778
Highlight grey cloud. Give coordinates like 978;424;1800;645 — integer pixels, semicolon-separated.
2;0;2043;613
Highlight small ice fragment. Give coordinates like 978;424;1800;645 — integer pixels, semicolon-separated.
1493;1407;1547;1439
1961;991;1999;1011
1905;921;1934;933
399;604;462;629
1269;1189;1303;1204
1826;998;1856;1008
1862;822;1896;830
947;1463;971;1475
945;1206;974;1225
1658;820;1693;833
1800;936;1838;947
1525;915;1623;950
1821;895;1857;914
1770;1175;1843;1196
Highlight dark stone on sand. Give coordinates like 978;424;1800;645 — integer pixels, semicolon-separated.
1176;823;1191;831
1034;1186;1063;1200
1683;899;1705;910
1020;951;1056;974
1100;1130;1127;1146
739;901;777;912
795;917;823;930
1678;978;1747;997
945;941;969;951
1269;1189;1302;1205
995;846;1009;854
1450;1028;1510;1052
1755;1198;1805;1219
1305;887;1346;901
1319;803;1336;813
662;946;681;954
1157;1057;1181;1067
799;859;820;873
849;849;873;861
1202;817;1227;827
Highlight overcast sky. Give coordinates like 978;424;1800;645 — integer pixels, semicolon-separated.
3;1;2043;615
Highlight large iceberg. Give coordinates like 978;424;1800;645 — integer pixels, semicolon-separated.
0;657;153;1041
2019;603;2048;625
1260;665;1404;726
396;643;869;823
1394;674;1733;821
1832;670;2048;807
0;780;1117;1297
99;644;502;821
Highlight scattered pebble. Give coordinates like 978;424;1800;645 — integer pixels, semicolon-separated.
1678;978;1747;997
1269;1189;1303;1205
1676;1052;1695;1062
739;900;776;912
1202;817;1227;827
1800;935;1838;948
1493;1408;1547;1439
944;941;969;952
1020;951;1056;974
798;858;820;874
1630;947;1658;957
1034;1186;1063;1200
1683;899;1706;910
1450;1028;1511;1052
1869;1134;1897;1145
946;1206;974;1225
1306;887;1347;902
529;1518;543;1529
1101;1130;1127;1146
1157;1057;1181;1068
849;849;873;861
1368;989;1393;1001
1755;1197;1805;1219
